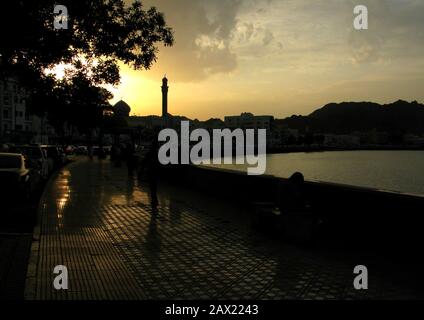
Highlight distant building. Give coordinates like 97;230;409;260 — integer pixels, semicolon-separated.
0;78;33;143
323;134;360;147
202;118;225;131
224;113;274;131
269;119;299;148
127;115;168;129
123;76;191;131
31;114;56;144
403;134;424;146
353;129;389;145
113;100;131;117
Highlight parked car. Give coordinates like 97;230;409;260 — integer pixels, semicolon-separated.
0;144;10;152
102;146;112;155
0;153;40;204
57;146;68;164
10;145;49;179
64;145;75;155
41;145;66;168
74;146;88;155
92;146;100;155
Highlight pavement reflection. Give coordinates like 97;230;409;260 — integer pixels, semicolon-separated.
27;157;423;300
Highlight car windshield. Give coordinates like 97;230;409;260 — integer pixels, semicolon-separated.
0;155;22;169
17;147;42;158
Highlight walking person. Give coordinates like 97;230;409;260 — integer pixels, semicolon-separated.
114;144;122;167
87;145;94;160
125;143;136;176
138;140;159;208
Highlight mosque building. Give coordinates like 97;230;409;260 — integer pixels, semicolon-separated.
112;76;189;131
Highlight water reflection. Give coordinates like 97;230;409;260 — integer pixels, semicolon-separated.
54;169;72;229
206;151;424;195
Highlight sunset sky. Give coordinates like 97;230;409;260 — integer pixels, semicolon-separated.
109;0;424;120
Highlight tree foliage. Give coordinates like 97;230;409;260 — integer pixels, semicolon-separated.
0;0;174;133
0;0;173;77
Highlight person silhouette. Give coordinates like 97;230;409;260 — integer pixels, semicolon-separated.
282;171;306;213
138;140;159;208
124;142;136;176
87;144;94;160
279;172;320;243
113;143;122;167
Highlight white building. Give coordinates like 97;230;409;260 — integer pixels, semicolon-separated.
0;78;33;142
30;114;56;144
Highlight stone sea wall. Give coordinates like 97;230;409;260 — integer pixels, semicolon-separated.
161;164;424;252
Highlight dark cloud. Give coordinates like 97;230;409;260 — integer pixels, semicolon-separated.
138;0;242;82
122;0;424;86
348;0;424;63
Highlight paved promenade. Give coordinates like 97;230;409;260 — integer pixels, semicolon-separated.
25;158;422;300
0;234;32;300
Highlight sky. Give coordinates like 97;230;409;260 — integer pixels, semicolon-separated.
108;0;424;120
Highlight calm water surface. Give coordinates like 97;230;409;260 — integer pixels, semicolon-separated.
206;151;424;196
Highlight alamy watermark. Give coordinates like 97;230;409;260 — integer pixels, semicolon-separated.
354;5;368;30
53;265;68;290
353;265;368;290
158;121;267;175
53;5;68;30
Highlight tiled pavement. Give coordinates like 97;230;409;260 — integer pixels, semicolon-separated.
0;234;32;300
25;158;423;300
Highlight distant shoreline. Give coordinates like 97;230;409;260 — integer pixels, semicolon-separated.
267;145;424;154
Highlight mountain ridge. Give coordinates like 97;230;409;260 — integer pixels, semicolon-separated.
281;100;424;135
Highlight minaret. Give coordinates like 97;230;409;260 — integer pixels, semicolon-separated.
161;75;168;117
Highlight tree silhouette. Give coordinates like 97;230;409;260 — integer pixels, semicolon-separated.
1;0;173;76
26;71;114;143
0;0;174;131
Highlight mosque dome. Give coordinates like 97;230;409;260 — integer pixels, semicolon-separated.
113;100;131;117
